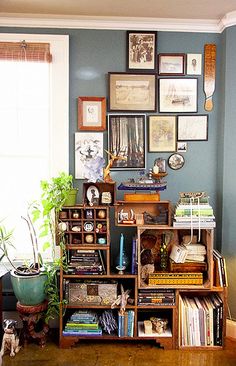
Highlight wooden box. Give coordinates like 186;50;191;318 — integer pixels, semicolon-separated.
83;182;116;206
68;281;117;305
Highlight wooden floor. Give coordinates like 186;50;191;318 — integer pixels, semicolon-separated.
1;336;236;366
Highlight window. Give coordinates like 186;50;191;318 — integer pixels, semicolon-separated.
0;34;69;259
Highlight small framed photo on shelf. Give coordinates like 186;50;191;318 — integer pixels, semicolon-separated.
149;115;176;152
158;53;185;75
177;141;188;152
177;115;208;141
187;53;202;75
108;114;146;170
159;78;198;113
127;31;157;72
78;96;106;131
108;72;157;112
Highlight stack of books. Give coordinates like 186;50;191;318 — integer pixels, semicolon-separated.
118;310;134;337
213;249;228;287
138;289;175;306
179;294;223;346
67;249;105;275
173;191;215;228
148;272;203;285
63;310;102;336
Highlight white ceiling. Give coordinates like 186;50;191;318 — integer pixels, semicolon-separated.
1;0;236;19
1;0;236;32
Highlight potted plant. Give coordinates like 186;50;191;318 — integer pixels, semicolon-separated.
1;172;76;322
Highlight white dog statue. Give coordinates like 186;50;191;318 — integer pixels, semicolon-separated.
0;319;21;363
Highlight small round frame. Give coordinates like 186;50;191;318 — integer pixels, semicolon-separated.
168;153;185;170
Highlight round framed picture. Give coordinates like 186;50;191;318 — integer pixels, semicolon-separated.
168;153;185;170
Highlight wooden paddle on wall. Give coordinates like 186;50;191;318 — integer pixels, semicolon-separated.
204;44;216;111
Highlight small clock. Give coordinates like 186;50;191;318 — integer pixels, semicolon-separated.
168;153;185;170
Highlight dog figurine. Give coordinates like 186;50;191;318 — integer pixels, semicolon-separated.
0;319;21;360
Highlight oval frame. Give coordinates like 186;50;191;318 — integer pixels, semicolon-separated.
168;153;185;170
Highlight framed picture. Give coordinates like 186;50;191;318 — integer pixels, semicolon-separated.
75;132;104;179
78;96;106;131
168;153;185;170
108;114;146;170
127;31;157;71
158;53;185;75
159;78;198;113
177;115;208;141
187;53;202;75
108;72;156;112
177;141;188;152
149;115;176;152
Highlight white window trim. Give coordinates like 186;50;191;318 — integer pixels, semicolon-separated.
0;33;69;176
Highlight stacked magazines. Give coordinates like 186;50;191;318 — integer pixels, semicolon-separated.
173;191;215;228
63;311;102;336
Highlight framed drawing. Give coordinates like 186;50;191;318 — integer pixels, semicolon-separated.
187;53;202;75
149;115;176;152
158;53;185;75
108;114;146;170
127;31;157;72
78;96;106;131
177;115;208;141
75;132;104;180
159;78;198;113
108;72;156;112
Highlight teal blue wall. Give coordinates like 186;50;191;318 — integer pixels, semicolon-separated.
1;26;235;316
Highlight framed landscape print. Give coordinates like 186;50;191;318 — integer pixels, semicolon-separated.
149;115;176;152
108;72;156;112
177;115;208;141
158;53;185;75
75;132;104;180
108;114;146;169
159;78;198;113
127;31;157;71
78;96;106;131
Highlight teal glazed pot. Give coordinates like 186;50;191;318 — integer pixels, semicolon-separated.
10;270;47;306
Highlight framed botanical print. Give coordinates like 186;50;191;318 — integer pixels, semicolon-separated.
149;115;176;152
127;31;157;71
108;72;156;112
108;114;146;170
159;78;198;113
78;96;106;131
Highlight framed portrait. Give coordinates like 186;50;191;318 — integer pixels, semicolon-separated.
159;78;198;113
158;53;185;75
149;115;176;152
127;31;157;71
75;132;104;179
187;53;202;75
177;115;208;141
108;114;146;170
108;72;156;112
78;96;106;131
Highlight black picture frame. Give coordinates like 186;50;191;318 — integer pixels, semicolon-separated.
108;114;146;170
158;53;185;75
168;153;185;170
127;30;157;72
177;115;208;141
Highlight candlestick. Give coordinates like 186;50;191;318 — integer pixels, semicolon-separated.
119;233;124;268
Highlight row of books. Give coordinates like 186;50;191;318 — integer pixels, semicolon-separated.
118;310;134;337
66;249;105;275
148;272;203;285
138;289;175;306
63;310;102;336
213;249;228;287
179;294;223;347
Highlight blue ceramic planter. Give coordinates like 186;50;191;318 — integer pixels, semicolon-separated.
11;270;47;306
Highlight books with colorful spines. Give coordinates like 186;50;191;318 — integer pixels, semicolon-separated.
131;236;138;274
127;310;134;337
202;297;214;346
118;312;124;337
175;207;214;217
213;249;228;287
194;296;207;346
63;328;102;336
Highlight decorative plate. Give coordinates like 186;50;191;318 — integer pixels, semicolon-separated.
168;153;185;170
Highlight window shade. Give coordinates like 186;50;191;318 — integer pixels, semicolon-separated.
0;41;52;62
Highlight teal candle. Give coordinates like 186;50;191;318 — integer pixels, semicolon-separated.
119;233;124;268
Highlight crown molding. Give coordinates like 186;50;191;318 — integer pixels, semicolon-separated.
0;12;236;33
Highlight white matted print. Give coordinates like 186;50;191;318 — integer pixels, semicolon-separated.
177;115;208;141
187;54;202;75
75;132;104;180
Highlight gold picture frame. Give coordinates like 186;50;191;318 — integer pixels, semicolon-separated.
149;115;176;152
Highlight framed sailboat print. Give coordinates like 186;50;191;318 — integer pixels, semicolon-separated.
159;78;198;113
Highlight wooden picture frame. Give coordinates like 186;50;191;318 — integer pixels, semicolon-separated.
177;115;208;141
78;96;106;131
127;31;157;72
149;115;176;152
159;78;198;113
108;114;146;170
108;72;156;112
158;53;185;75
